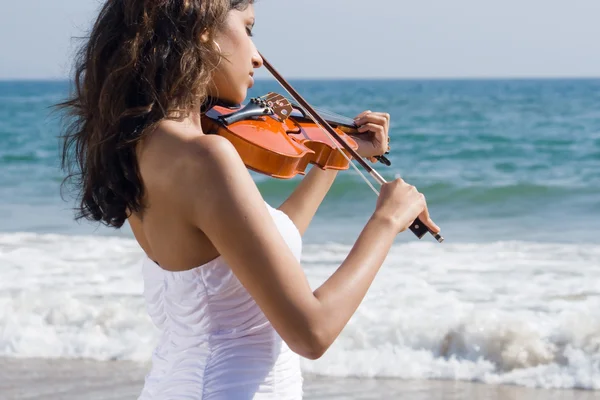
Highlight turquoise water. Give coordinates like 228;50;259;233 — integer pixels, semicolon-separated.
1;78;598;243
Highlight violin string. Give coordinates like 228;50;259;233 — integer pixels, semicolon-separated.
287;99;356;127
271;92;381;196
312;107;356;126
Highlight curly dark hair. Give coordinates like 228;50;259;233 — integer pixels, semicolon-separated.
56;0;254;228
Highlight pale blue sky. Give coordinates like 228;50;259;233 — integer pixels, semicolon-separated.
1;0;599;80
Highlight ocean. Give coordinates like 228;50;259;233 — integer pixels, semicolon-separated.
1;78;599;395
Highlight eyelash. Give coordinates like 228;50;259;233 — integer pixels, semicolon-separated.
246;27;254;37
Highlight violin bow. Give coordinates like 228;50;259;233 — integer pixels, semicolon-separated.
259;52;443;243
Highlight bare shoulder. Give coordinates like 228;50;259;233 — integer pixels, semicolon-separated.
183;132;241;171
146;119;234;166
167;131;250;199
141;120;242;202
150;126;262;227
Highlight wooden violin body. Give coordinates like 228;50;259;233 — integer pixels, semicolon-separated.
202;94;359;179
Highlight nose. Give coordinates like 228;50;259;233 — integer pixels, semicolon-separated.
252;48;263;69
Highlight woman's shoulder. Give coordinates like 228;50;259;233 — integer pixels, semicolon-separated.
141;119;250;208
143;119;270;242
151;119;233;158
143;120;240;180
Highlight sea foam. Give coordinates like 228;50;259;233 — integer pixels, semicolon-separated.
1;233;598;389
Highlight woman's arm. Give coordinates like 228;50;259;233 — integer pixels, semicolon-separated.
170;134;429;360
277;166;338;236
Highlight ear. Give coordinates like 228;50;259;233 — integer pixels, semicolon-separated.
200;29;211;43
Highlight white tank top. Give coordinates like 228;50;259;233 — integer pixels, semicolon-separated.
138;202;304;399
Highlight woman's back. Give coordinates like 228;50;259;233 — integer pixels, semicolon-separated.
138;201;304;400
127;118;225;271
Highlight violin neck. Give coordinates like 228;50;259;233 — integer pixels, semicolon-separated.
291;103;356;129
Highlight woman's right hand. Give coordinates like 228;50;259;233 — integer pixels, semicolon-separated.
373;178;440;235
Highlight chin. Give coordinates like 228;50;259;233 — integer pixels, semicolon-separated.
235;88;248;105
220;89;247;107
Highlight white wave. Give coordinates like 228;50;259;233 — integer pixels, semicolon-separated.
1;233;599;390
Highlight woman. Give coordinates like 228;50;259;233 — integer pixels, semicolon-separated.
57;0;440;398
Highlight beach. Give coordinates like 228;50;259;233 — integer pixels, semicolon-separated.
1;357;597;400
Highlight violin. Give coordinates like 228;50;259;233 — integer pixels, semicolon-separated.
203;92;371;179
202;55;444;243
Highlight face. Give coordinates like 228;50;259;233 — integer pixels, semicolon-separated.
208;4;262;105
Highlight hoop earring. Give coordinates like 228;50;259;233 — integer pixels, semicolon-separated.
213;40;222;68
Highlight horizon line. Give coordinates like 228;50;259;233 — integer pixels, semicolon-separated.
1;75;600;83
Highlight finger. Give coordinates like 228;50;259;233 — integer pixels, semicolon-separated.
357;111;389;122
355;114;389;147
357;112;390;134
423;216;441;234
357;123;385;145
368;111;390;122
357;122;385;134
353;110;371;121
355;113;388;128
357;123;387;154
418;199;440;233
370;112;390;132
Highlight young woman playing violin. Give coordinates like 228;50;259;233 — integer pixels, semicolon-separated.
58;1;440;398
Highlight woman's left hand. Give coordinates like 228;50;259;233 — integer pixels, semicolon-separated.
350;110;391;163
